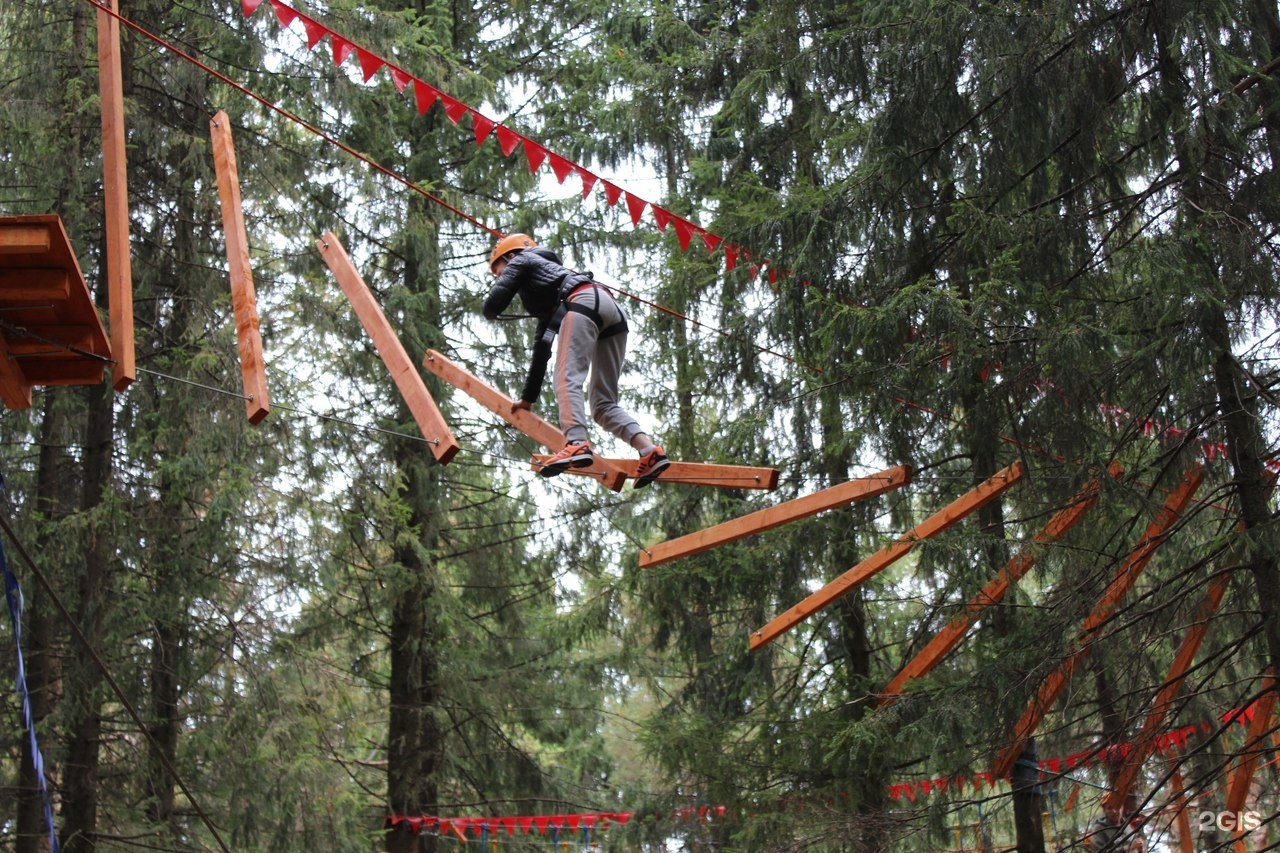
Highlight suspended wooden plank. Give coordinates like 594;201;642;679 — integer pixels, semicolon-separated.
638;465;912;569
1104;570;1230;812
0;216;112;408
991;465;1204;780
316;234;459;464
750;460;1024;651
210;111;270;425
562;456;781;491
1224;670;1277;817
880;462;1121;703
422;348;625;491
97;0;135;390
1167;761;1195;853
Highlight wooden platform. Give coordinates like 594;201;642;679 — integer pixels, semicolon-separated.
0;215;111;408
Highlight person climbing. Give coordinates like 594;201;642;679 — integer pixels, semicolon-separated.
1079;794;1146;852
482;233;669;487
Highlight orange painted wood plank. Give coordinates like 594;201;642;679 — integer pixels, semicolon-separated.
881;464;1120;702
532;455;777;490
638;465;912;569
1224;670;1277;816
97;0;134;390
1105;571;1230;812
0;225;51;254
749;460;1025;651
601;458;780;491
0;269;71;301
1167;762;1195;853
422;348;625;491
0;335;33;409
317;234;459;464
992;465;1204;779
210;111;270;425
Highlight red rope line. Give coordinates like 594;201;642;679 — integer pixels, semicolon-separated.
87;0;499;238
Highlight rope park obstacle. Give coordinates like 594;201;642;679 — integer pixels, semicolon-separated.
2;0;1278;850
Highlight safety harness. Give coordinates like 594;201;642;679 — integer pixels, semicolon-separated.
539;281;628;347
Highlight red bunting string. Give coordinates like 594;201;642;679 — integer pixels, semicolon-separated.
237;0;793;281
386;705;1257;835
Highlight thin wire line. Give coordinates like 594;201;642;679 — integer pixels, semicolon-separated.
0;510;232;853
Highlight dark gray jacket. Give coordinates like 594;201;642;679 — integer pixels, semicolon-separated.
483;247;592;403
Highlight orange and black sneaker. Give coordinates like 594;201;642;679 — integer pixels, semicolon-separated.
633;446;669;488
540;441;594;477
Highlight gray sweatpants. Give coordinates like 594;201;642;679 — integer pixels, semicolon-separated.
554;285;644;445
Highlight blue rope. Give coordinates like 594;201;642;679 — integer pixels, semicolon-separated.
3;530;60;852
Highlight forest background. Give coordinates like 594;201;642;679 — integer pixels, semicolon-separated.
1;0;1279;850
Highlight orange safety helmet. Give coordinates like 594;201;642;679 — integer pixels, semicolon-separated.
489;233;537;273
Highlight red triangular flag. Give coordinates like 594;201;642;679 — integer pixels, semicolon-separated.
413;80;438;115
500;817;516;835
517;816;533;834
672;217;696;250
331;35;354;66
566;815;581;830
241;0;264;15
548;152;573;184
524;141;548;173
582;815;597;828
301;16;326;49
270;0;298;28
614;812;633;825
357;48;384;82
651;206;672;232
532;816;550;835
389;67;411;93
701;231;723;253
576;167;597;198
495;125;521;156
624;192;647;226
768;265;778;284
724;244;738;271
472;112;495;145
602;181;623;207
441;95;468;124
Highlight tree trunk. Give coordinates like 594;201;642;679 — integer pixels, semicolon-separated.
16;397;70;853
60;377;115;852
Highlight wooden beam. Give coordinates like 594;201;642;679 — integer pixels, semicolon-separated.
0;225;51;254
97;0;135;390
1165;760;1195;853
1104;571;1230;812
590;457;780;491
749;460;1024;651
210;111;270;425
316;234;459;464
880;463;1121;703
422;348;626;492
991;465;1204;780
0;335;33;409
0;269;71;301
1224;670;1277;817
639;465;912;569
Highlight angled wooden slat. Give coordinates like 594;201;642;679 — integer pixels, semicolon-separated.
0;225;51;254
1167;761;1195;853
880;463;1121;703
750;460;1025;651
991;465;1204;780
1224;670;1277;817
1104;571;1230;812
317;234;459;464
97;0;134;390
210;111;270;425
422;348;625;491
638;465;912;569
